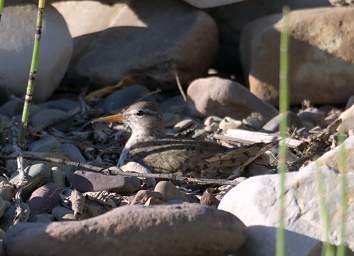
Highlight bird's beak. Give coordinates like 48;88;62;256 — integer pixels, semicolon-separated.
92;113;126;124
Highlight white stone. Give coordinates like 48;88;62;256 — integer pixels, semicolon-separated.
0;4;73;102
219;136;354;255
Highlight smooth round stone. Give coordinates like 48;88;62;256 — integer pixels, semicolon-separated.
5;204;246;256
27;183;63;215
42;99;80;112
99;85;150;113
219;117;242;130
32;213;55;223
30;108;68;131
52;206;76;221
120;162;156;188
154;181;189;202
60;143;86;163
68;170;141;195
262;111;303;132
10;163;51;188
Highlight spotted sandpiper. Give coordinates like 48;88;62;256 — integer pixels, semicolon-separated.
94;101;263;178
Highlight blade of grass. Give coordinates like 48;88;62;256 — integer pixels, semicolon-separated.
337;131;348;256
19;0;46;148
276;6;290;256
0;0;4;21
314;161;335;256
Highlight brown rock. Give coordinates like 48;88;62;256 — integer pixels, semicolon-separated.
4;204;246;256
55;0;218;90
187;77;278;121
241;7;354;105
27;183;63;215
68;170;141;195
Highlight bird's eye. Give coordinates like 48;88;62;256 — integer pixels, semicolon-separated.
136;110;144;116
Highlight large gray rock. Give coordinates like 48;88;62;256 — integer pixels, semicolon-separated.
187;77;278;121
53;0;218;90
0;3;73;102
219;136;354;255
241;7;354;105
4;204;246;256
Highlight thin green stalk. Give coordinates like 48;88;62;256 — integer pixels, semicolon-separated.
314;161;335;256
0;0;4;21
337;131;348;256
19;0;46;148
276;6;290;256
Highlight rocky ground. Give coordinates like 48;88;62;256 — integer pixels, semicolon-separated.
0;0;354;256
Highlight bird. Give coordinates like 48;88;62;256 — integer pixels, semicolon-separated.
93;101;264;179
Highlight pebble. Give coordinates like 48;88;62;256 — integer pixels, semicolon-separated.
5;204;246;256
27;183;63;215
173;118;196;132
42;99;80;112
120;162;156;188
68;170;141;195
99;85;150;113
60;143;86;163
52;206;76;221
154;181;191;203
32;213;55;223
30;108;69;131
219;117;242;130
10;163;51;190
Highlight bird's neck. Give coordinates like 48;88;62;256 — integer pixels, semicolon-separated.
117;126;164;166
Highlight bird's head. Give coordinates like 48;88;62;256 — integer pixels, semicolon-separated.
93;101;164;135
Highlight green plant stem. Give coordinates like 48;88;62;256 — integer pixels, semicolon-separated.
337;131;348;256
0;0;4;21
19;0;46;148
276;6;290;256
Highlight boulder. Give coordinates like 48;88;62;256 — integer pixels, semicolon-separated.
241;7;354;105
0;3;73;102
187;77;278;120
5;204;246;256
219;136;354;255
53;0;218;90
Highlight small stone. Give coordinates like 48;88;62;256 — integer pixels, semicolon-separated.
0;98;23;117
27;183;63;214
68;170;141;195
51;167;66;188
52;206;76;221
60;143;86;163
242;112;265;130
29;136;61;153
100;85;150;113
160;96;189;114
187;77;278;121
10;163;51;189
173;118;196;132
30;108;69;131
131;190;165;205
204;116;222;127
262;111;303;132
42;99;80;112
144;196;165;206
120;162;156;188
154;181;189;202
5;204;246;256
219;117;242;130
297;110;325;128
32;213;55;223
